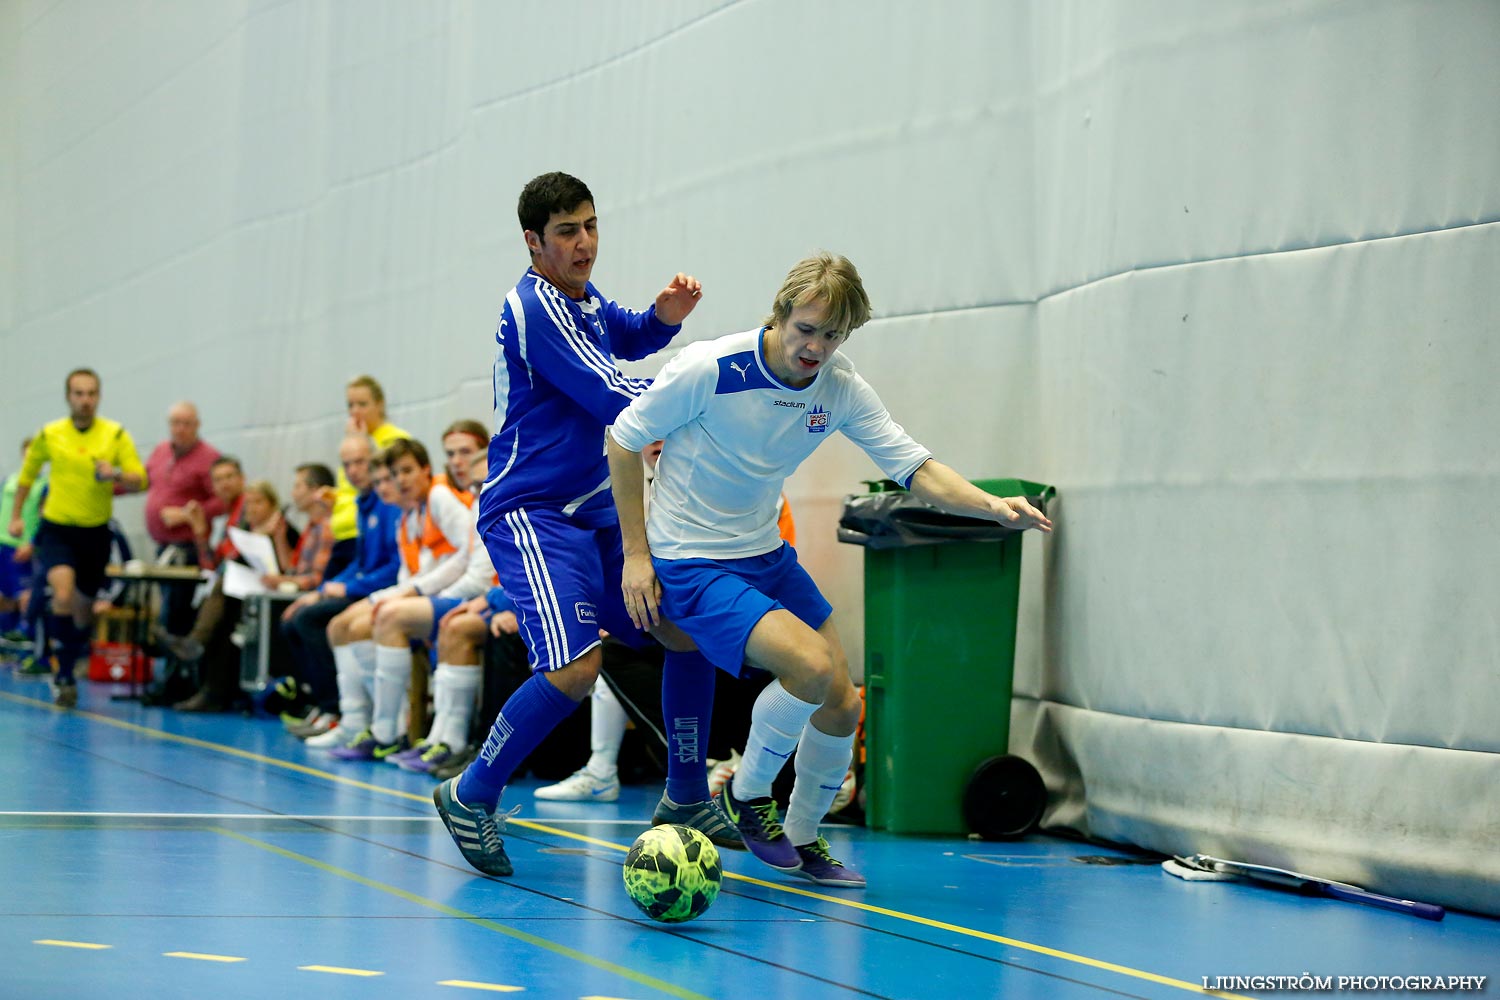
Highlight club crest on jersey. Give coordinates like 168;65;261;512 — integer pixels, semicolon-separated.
806;405;830;433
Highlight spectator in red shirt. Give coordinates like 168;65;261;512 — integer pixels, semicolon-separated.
144;402;223;634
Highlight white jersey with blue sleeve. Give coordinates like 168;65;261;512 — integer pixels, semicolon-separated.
610;327;932;560
480;268;681;517
438;520;497;601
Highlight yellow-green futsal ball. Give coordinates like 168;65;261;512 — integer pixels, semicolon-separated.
623;824;722;923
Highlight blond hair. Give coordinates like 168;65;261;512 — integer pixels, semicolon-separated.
762;252;872;336
244;479;281;511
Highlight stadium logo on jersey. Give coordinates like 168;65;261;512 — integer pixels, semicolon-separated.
575;602;598;625
806;405;830;433
729;361;750;381
773;399;806;409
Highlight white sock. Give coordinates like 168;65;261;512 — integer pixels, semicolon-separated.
781;723;855;847
333;644;371;732
586;680;627;780
731;680;819;800
351;639;377;704
434;662;481;752
372;644;411;744
425;662;453;749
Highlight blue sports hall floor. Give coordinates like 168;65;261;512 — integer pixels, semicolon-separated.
2;668;1495;1000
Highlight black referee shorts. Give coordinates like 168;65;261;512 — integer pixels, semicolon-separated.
33;520;113;598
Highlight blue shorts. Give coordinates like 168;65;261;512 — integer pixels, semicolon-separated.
426;596;464;645
0;545;23;600
653;543;831;676
479;505;646;673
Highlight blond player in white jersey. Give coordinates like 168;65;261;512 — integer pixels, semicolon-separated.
607;252;1051;886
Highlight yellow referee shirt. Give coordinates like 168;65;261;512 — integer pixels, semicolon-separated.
20;417;147;528
330;421;410;541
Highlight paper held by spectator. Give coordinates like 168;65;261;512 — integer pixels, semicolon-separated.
222;560;268;599
228;526;279;575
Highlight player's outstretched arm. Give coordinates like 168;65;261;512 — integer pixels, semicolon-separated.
909;460;1053;533
653;273;702;327
606;430;662;629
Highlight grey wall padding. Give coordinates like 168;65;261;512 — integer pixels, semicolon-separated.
1004;1;1500;916
3;1;1496;913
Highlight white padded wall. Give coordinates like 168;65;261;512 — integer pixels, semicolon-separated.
1014;0;1500;915
3;0;1496;912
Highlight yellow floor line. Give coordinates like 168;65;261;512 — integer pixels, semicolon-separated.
436;981;526;993
298;965;383;977
34;939;111;950
164;951;247;963
213;826;710;1000
6;688;1246;998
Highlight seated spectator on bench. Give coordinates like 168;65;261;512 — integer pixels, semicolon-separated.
437;420;487;497
313;439;469;755
394;582;518;775
143;401;223;636
329;375;409;571
277;436;400;738
262;463;336;593
377;446;496;771
165;456;250;661
172;479;296;713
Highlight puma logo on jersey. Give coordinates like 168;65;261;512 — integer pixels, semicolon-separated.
729;361;750;380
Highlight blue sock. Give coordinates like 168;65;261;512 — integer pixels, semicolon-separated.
662;649;716;805
458;673;581;808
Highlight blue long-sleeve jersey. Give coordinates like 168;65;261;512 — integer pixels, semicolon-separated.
324;487;401;598
479;269;679;520
484;584;516;617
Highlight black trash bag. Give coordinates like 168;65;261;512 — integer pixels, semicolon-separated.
838;486;1048;550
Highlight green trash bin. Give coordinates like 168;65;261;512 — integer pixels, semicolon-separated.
840;477;1053;836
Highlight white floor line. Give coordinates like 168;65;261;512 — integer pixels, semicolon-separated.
0;811;439;820
0;810;650;825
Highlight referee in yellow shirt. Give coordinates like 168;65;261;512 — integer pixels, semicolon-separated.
8;368;146;707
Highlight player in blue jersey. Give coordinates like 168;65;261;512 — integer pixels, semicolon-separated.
434;171;739;878
606;252;1052;887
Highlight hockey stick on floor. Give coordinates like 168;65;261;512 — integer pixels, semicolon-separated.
1164;854;1445;921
